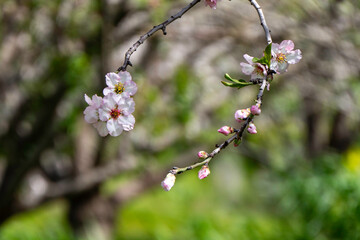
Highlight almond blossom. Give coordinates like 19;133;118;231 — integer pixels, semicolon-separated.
103;71;137;101
99;93;135;137
240;54;267;80
270;40;302;73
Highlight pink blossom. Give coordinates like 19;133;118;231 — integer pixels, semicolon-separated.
234;108;251;122
161;173;176;191
271;40;302;73
250;105;261;115
198;151;208;159
198;165;211;179
84;94;103;124
240;54;267;80
99;93;135;137
204;0;220;9
103;71;137;101
217;126;234;136
247;122;257;134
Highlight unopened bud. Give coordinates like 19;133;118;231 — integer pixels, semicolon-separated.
161;173;176;191
197;151;208;159
250;105;261;115
234;108;251;122
217;126;234;136
198;165;211;179
247;122;257;134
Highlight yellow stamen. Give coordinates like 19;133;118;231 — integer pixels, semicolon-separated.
114;83;125;94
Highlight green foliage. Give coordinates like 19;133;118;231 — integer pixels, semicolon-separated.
252;43;272;68
221;73;253;89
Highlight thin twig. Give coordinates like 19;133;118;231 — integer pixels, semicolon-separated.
167;0;274;176
248;0;272;44
118;0;201;71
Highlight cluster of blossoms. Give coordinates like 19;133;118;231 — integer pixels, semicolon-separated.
204;0;220;9
232;40;302;136
241;40;302;79
84;71;137;137
161;40;301;191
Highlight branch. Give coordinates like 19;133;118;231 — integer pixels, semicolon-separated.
248;0;272;44
118;0;201;71
169;78;269;176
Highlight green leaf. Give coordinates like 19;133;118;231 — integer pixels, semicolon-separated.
263;43;272;67
221;81;253;89
224;73;247;83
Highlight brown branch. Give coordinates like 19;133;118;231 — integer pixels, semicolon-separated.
248;0;272;44
117;0;201;71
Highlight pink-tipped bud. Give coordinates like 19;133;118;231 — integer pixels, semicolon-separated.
234;108;251;122
197;151;208;159
198;165;211;179
161;173;176;191
247;122;257;134
250;105;261;115
217;126;234;136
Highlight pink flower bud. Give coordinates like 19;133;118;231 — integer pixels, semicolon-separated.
247;122;257;134
217;126;234;136
161;173;176;191
234;108;251;122
197;151;208;159
250;105;261;115
198;165;211;179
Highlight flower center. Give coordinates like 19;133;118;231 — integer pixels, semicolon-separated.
114;83;125;94
255;65;264;75
276;53;286;63
110;108;122;119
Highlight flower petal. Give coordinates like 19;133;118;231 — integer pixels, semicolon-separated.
84;94;92;105
240;63;255;75
287;49;302;64
93;121;108;137
119;114;135;131
280;40;294;52
107;118;123;136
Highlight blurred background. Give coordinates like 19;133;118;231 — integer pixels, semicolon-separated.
1;0;360;239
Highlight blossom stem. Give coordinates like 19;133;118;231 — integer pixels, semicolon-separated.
248;0;272;44
170;129;240;175
118;0;201;71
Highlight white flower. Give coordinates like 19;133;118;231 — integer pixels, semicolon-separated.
271;40;302;73
84;94;103;124
103;71;137;101
99;93;135;137
240;54;267;80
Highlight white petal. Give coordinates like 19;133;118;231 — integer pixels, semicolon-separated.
125;81;137;96
98;108;110;121
276;62;289;73
84;107;98;123
107;118;123;136
287;49;302;64
103;87;113;96
243;54;254;64
93;121;108;137
105;72;120;88
92;95;103;108
240;62;255;75
84;94;92;105
280;40;294;52
118;71;132;83
119;115;135;131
